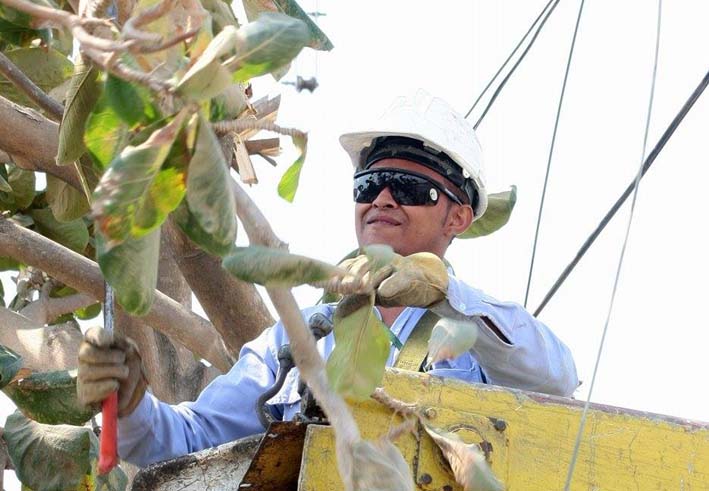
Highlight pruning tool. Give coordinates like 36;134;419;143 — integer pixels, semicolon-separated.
98;282;118;474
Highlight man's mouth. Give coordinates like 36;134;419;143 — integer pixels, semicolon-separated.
366;215;401;226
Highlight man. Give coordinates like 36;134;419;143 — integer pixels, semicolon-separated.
77;90;578;468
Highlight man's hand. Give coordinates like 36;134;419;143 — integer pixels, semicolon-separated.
77;327;148;418
340;252;449;308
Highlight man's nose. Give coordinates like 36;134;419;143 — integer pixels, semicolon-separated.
371;186;398;208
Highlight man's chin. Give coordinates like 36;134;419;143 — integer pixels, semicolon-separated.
359;231;405;253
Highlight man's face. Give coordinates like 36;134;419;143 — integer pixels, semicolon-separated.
354;158;471;257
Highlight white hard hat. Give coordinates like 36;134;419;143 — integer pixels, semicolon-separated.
340;89;488;220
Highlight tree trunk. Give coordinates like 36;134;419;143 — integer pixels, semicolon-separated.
163;220;273;359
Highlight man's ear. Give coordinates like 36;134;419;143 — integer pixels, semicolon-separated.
446;204;474;237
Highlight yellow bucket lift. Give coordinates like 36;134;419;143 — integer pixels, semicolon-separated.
133;368;709;490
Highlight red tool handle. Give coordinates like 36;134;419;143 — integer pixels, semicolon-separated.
98;391;118;474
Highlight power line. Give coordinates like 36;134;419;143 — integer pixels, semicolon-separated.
464;0;556;119
523;0;586;308
473;0;563;129
534;65;709;317
564;2;662;488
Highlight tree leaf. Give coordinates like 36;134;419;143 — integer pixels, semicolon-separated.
172;200;234;257
242;0;333;51
45;174;91;222
0;16;50;47
352;439;414;491
459;186;517;239
4;411;128;491
0;344;23;390
423;425;504;491
363;244;395;273
222;245;339;286
84;90;131;170
29;208;89;253
0;47;72;109
3;369;97;425
229;12;310;82
0;168;11;193
97;229;160;316
277;132;307;202
105;73;158;127
92;110;187;246
0;256;21;271
7;164;35;209
56;58;101;166
176;25;238;101
326;294;391;401
75;302;101;320
427;317;479;367
185;114;237;249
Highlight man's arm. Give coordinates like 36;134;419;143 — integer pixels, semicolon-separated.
432;275;579;397
117;325;284;467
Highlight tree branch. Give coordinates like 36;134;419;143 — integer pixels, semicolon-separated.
19;290;96;325
0;307;83;372
0;52;64;122
0;218;234;372
0;95;82;190
163;219;274;358
230;178;360;489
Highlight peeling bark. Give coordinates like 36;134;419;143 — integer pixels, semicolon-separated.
163;220;273;358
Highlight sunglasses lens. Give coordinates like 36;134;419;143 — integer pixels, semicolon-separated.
353;171;439;206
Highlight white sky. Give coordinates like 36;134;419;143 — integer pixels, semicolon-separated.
2;0;709;487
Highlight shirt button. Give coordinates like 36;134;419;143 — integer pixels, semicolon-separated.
459;302;466;310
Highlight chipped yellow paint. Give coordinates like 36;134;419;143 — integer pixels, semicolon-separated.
299;368;709;490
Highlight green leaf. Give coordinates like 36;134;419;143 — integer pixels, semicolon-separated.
0;16;49;47
0;256;21;271
4;411;128;491
172;200;234;257
352;439;414;491
45;174;91;222
363;244;395;273
185;114;237;250
29;208;89;253
242;0;333;51
105;74;157;127
92;111;187;246
277;132;307;202
0;344;23;390
75;302;101;320
222;245;339;286
3;369;97;425
229;12;310;82
423;424;504;491
56;59;101;165
459;186;517;239
7;164;35;209
84;90;131;170
176;25;238;101
0;169;11;193
326;294;391;401
426;318;478;368
0;47;72;109
97;229;160;315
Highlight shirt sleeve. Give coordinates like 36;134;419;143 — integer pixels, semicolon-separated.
117;324;283;467
432;275;579;397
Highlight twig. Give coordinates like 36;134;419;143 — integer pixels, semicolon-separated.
20;290;97;324
0;52;64;122
372;388;419;418
231;178;360;490
213;119;305;140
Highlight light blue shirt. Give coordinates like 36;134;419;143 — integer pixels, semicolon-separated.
118;275;578;467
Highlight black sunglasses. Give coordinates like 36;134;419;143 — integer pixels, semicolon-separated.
353;168;463;206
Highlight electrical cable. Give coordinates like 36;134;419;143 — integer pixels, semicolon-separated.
533;67;709;317
473;0;563;129
464;0;556;119
523;0;586;308
563;2;662;488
